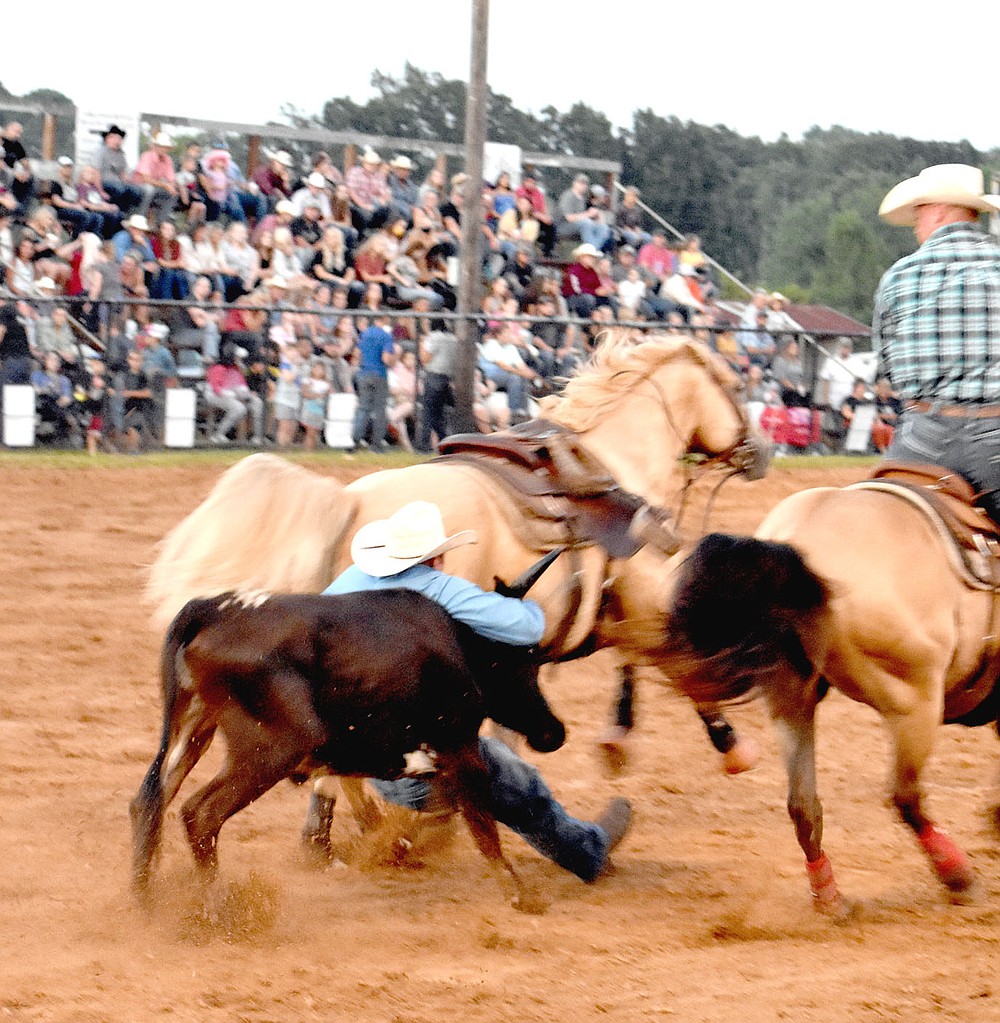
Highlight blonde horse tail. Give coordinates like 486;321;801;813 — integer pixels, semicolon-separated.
146;454;358;629
665;533;833;704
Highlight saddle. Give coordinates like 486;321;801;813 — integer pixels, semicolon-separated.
435;419;680;560
849;461;1000;725
855;461;1000;585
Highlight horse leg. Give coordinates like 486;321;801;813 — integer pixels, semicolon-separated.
696;704;761;775
449;751;546;915
597;664;636;775
768;684;845;916
597;664;760;776
885;704;977;902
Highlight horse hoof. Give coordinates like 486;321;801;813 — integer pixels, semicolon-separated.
722;734;761;774
948;878;982;906
596;727;631;776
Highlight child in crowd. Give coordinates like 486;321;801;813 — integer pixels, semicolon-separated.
299;360;331;452
273;343;303;447
617;267;646;317
83;367;107;455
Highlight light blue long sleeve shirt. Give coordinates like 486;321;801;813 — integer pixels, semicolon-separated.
322;563;545;646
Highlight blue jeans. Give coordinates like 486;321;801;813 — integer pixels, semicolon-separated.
480;361;529;415
557;220;613;253
352;372;389;451
418;371;452;451
889;411;1000;521
370;736;609;882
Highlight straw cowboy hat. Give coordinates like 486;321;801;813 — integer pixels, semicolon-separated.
350;501;478;578
879;164;1000;226
573;243;602;260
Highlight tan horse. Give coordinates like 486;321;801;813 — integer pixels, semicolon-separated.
664;481;1000;915
149;332;764;647
147;330;769;845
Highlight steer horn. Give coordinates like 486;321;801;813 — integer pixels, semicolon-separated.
494;546;567;599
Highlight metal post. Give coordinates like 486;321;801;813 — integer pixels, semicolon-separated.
452;0;489;434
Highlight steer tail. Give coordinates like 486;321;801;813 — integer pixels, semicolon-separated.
145;453;358;629
129;598;221;896
665;533;833;704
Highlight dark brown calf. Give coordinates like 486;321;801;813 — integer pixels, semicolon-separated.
130;589;565;911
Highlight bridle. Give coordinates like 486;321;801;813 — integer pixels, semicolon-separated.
609;356;768;531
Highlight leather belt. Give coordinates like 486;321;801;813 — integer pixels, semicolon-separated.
907;400;1000;419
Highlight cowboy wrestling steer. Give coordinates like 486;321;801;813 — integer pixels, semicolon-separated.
130;589;566;910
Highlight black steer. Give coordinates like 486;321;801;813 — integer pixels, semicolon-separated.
130;589;566;911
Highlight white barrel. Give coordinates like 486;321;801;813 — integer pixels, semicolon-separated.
323;392;357;449
2;385;36;448
164;387;197;448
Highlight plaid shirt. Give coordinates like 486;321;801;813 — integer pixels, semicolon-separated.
873;222;1000;403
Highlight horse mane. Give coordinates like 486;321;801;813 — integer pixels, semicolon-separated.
146;453;357;629
539;328;739;433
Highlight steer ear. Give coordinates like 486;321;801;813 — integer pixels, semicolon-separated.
494;546;566;599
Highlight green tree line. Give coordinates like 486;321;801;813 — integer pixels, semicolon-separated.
303;65;998;323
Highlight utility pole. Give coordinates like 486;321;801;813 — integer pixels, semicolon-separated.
451;0;489;434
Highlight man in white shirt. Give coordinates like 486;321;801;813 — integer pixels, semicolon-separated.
478;324;539;421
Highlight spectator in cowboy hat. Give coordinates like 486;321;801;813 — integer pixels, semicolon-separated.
111;214;156;273
290;171;332;220
252;149;295;206
561;243;614;318
131;131;177;219
873;163;1000;524
345;148;392;233
387;154;420;224
96;124;145;216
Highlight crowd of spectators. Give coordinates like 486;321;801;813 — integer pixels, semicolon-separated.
1;117;882;454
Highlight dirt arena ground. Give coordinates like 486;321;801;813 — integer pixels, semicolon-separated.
2;456;999;1023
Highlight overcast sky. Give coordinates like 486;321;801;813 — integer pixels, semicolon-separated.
5;1;1000;152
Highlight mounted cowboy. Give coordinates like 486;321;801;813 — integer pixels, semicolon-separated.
874;163;1000;522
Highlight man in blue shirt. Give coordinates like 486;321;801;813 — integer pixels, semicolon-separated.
320;500;631;882
352;315;396;453
874;164;1000;521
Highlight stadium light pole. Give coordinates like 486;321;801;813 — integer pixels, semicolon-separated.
451;0;489;434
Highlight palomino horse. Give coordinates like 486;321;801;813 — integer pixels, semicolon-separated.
147;330;769;841
664;475;1000;915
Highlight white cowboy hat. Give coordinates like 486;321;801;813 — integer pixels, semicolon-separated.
573;243;602;259
152;131;174;148
125;214;150;231
307;171;328;188
350;501;478;578
879;164;1000;226
272;150;294;167
275;199;296;216
390;154;413;170
361;148;382;164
